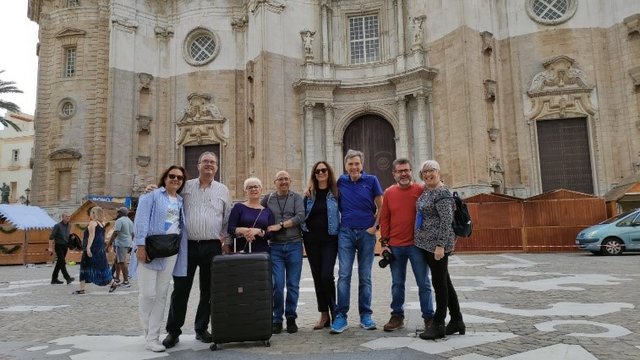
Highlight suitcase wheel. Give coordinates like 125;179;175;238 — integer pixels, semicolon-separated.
210;343;218;351
264;340;271;347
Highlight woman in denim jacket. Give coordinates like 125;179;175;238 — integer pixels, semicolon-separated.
302;161;340;329
130;165;189;352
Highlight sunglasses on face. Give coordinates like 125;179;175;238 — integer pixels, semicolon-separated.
167;174;184;181
314;168;328;175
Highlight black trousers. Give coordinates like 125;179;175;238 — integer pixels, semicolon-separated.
423;249;463;325
166;240;221;335
52;243;71;281
303;233;338;314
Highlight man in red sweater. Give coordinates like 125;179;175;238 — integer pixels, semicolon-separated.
379;158;435;331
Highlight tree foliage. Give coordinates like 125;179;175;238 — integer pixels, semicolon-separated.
0;70;23;132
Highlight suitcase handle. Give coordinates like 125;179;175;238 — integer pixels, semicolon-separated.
233;236;252;253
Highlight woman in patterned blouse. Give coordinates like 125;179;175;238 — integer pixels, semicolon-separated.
414;160;465;340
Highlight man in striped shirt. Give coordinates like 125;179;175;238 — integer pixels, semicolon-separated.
163;152;231;348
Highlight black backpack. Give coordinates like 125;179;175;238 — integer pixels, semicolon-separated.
436;191;473;238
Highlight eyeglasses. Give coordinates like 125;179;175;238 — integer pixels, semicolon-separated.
246;185;261;190
199;159;217;165
167;174;184;181
276;177;290;182
394;169;412;174
314;168;328;175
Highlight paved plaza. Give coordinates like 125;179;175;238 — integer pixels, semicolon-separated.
0;252;639;360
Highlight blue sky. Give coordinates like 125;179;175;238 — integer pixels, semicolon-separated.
0;0;39;117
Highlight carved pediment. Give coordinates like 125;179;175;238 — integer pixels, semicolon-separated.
527;56;596;121
176;93;227;146
48;148;82;160
55;28;87;38
528;55;593;97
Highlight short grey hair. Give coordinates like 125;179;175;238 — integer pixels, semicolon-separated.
420;160;441;172
243;177;262;190
198;151;218;163
344;149;364;164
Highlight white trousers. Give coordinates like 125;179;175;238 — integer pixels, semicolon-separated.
138;255;177;342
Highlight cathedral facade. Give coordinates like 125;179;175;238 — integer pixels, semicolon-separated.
27;0;640;213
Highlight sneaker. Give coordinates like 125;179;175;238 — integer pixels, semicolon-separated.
121;281;131;288
360;314;377;330
145;340;166;352
330;314;348;334
383;314;404;332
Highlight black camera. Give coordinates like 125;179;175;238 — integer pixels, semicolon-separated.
378;249;395;268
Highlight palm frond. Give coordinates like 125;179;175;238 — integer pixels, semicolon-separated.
0;117;22;132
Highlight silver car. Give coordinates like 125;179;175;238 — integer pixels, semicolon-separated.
575;208;640;255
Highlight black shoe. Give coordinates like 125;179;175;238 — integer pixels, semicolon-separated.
272;323;283;334
445;319;466;335
195;330;213;343
286;319;298;334
419;323;445;340
162;333;179;348
51;279;64;284
66;277;75;284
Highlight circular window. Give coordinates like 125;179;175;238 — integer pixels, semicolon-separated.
183;27;220;66
526;0;577;25
58;98;76;119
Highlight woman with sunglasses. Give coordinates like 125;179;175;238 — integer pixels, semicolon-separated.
225;177;274;253
302;161;340;329
130;165;189;352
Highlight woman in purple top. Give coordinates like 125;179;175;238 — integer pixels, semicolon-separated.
225;177;275;253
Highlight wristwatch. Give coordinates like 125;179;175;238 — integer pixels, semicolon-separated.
280;221;285;229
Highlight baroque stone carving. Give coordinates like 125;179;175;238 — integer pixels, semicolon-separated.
55;28;86;38
138;73;153;89
623;14;640;36
250;0;285;14
176;93;228;146
410;15;426;51
300;30;316;61
136;115;152;132
111;17;138;31
527;56;596;121
231;16;248;31
154;26;174;39
484;79;496;101
629;66;640;89
480;31;494;55
136;156;150;167
489;156;505;188
48;148;82;160
488;127;500;142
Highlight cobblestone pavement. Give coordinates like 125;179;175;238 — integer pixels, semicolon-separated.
0;252;639;360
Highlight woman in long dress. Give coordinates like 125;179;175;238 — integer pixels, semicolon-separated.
74;206;117;294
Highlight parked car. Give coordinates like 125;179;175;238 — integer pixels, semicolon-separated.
575;208;640;255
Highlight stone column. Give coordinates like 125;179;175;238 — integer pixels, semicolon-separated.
396;0;405;72
321;1;331;78
324;103;334;164
396;96;408;158
415;92;428;162
304;101;315;168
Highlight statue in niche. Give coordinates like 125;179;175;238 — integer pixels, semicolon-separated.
489;157;505;192
300;30;316;60
411;15;426;51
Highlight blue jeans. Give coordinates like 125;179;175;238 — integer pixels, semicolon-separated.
389;245;434;319
271;241;303;324
336;226;375;319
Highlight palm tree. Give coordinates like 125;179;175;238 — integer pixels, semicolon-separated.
0;70;23;132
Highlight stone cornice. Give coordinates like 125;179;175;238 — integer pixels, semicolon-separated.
28;0;42;23
55;28;87;38
48;148;82;161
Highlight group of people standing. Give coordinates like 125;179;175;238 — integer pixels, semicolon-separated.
50;149;465;353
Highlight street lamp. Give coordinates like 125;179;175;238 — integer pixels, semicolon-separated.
24;188;30;206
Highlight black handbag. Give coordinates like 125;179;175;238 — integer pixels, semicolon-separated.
145;234;180;262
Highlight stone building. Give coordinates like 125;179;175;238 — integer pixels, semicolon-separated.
0;112;34;204
26;0;640;213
